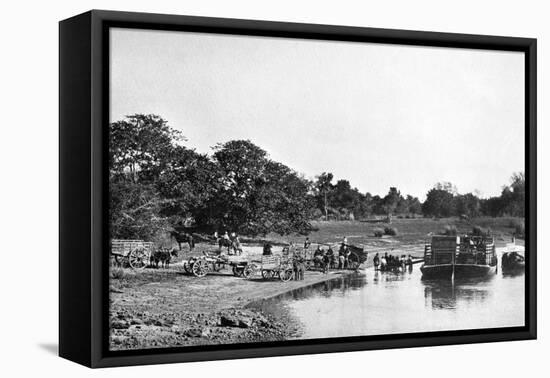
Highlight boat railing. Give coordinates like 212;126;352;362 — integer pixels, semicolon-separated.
424;238;496;266
424;244;458;266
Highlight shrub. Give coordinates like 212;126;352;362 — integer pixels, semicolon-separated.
110;267;125;280
374;228;384;237
442;225;458;236
384;227;398;236
472;226;491;237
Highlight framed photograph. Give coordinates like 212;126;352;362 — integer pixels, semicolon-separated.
59;10;536;368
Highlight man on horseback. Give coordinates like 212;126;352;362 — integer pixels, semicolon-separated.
218;231;232;253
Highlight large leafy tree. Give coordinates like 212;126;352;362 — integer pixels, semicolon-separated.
213;140;314;236
422;183;456;217
109;115;184;239
156;146;223;228
109;114;183;183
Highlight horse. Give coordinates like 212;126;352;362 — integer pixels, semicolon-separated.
218;238;242;255
150;248;178;269
169;231;195;251
218;238;232;252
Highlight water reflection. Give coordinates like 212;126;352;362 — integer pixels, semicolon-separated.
270;272;367;302
422;276;493;310
261;265;525;339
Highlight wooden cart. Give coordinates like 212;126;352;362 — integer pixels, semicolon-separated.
241;255;294;282
110;239;153;269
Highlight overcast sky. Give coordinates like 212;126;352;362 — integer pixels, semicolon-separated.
110;28;525;200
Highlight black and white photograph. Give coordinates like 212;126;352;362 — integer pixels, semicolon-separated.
2;0;548;374
107;27;528;351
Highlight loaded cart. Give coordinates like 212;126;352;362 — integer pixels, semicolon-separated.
241;255;294;282
111;239;154;269
183;251;252;278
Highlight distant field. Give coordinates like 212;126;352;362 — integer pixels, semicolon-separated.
261;216;523;252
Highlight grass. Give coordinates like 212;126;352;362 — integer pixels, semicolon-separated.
259;216;523;248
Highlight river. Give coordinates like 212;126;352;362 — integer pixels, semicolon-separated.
257;254;525;339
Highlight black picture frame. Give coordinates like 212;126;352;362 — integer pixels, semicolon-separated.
59;9;537;368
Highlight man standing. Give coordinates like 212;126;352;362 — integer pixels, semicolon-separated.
223;231;231;254
373;253;380;271
232;234;242;256
293;249;305;281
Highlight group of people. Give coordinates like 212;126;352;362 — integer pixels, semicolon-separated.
311;244;353;272
373;252;414;272
214;231;242;255
263;242;307;280
308;236;356;273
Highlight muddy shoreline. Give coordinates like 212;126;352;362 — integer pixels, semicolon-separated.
109;259;360;350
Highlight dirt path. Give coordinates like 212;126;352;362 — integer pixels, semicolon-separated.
109;253;360;351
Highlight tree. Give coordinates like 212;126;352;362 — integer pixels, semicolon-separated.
109;114;183;183
455;193;481;218
109;179;168;240
109;114;184;239
406;195;422;215
422;184;456;217
212;140;313;236
481;196;503;217
156;146;223;228
504;172;525;217
315;172;334;221
383;187;403;215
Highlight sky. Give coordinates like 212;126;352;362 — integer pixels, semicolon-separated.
110;28;525;200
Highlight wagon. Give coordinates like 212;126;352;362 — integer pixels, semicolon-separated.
183;251;232;277
344;244;368;269
111;239;153;269
241;255;294;282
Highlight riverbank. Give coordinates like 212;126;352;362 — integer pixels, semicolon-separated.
109;216;522;350
109;260;358;350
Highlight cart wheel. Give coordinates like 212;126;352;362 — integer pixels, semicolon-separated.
348;253;360;270
128;248;148;269
242;264;256;279
279;268;293;282
192;260;208;277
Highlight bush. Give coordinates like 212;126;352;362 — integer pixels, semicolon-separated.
442;225;458;236
110;267;125;280
472;226;491;237
374;228;384;237
384;227;398;236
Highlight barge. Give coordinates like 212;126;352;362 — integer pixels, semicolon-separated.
420;235;498;279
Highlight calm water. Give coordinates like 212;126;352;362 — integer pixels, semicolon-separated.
261;252;525;339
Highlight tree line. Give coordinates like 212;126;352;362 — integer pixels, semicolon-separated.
109;114;525;240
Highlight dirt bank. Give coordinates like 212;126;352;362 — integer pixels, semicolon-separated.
109;260;357;350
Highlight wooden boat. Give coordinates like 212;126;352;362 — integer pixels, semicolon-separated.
501;243;525;272
420;235;498;279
